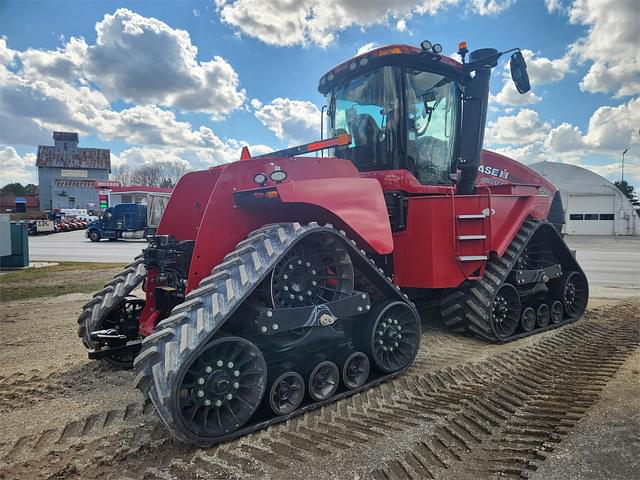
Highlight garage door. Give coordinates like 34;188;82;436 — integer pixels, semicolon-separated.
566;194;615;235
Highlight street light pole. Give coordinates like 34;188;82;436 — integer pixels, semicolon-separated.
622;148;628;182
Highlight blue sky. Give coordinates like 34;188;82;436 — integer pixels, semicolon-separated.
0;0;638;186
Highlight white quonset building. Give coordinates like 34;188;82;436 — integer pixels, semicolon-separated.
530;161;639;236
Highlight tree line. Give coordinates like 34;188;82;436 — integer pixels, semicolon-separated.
111;161;188;188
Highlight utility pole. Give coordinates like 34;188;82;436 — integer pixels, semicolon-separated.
622;148;628;182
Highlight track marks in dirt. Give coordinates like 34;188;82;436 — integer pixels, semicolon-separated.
0;363;131;414
0;400;154;469
371;305;640;480
1;303;637;480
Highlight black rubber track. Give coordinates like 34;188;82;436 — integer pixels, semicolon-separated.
440;218;588;342
133;222;418;447
77;256;146;354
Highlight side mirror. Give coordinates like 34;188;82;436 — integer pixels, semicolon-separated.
510;51;531;94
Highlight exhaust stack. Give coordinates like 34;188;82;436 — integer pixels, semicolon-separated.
456;48;498;195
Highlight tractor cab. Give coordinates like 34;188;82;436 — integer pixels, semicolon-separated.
318;42;531;194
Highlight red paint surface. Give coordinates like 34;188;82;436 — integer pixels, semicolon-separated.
138;150;557;333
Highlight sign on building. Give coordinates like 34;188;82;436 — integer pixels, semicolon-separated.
60;169;89;178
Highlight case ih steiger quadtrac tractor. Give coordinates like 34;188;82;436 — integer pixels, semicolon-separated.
78;40;589;446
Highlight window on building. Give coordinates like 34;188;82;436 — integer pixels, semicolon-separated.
599;214;615;220
569;214;583;221
68;196;75;203
121;194;132;203
584;214;599;220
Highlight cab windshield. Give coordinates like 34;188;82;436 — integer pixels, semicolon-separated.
328;65;458;185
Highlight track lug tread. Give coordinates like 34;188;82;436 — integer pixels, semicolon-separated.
134;222;416;446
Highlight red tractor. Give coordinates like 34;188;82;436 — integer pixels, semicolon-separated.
78;41;588;447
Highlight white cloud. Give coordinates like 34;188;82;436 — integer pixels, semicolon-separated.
83;9;245;119
396;19;408;32
468;0;513;16
0;146;37;185
567;0;639;97
486;99;640;184
254;97;321;145
357;42;379;56
545;123;585;152
493;84;541;106
0;38;16;65
216;0;515;48
19;37;87;83
192;8;201;17
485;109;551;145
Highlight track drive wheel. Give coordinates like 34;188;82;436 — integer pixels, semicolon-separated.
490;284;521;339
175;336;267;441
269;371;304;415
99;297;144;368
363;301;420;374
555;271;588;318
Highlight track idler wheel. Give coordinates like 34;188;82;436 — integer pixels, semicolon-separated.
342;351;370;390
490;284;521;339
520;307;536;332
269;234;354;309
308;361;339;402
364;301;420;374
176;336;267;439
536;303;550;328
550;300;564;324
99;297;144;368
268;371;305;415
555;271;588;318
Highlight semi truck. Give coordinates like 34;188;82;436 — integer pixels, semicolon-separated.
86;194;169;242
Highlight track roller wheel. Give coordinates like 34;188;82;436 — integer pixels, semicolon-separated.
490;284;521;340
365;301;420;374
536;303;550;327
555;271;588;318
176;336;267;439
268;371;304;415
342;351;370;390
520;307;536;332
308;361;339;402
550;300;564;324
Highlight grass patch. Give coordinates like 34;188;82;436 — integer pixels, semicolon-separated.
0;262;124;283
0;262;126;302
0;281;110;302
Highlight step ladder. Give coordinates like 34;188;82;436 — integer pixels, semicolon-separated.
454;194;492;280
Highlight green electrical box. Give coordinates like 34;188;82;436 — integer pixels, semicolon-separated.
0;222;30;269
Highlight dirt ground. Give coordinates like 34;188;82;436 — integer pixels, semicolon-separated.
0;273;638;479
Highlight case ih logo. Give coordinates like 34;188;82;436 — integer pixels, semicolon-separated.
478;165;510;179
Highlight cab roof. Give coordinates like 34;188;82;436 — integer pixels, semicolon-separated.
318;44;463;95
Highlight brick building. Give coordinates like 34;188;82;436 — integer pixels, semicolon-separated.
36;132;111;212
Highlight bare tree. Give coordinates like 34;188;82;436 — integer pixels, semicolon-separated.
112;165;133;186
114;161;188;187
